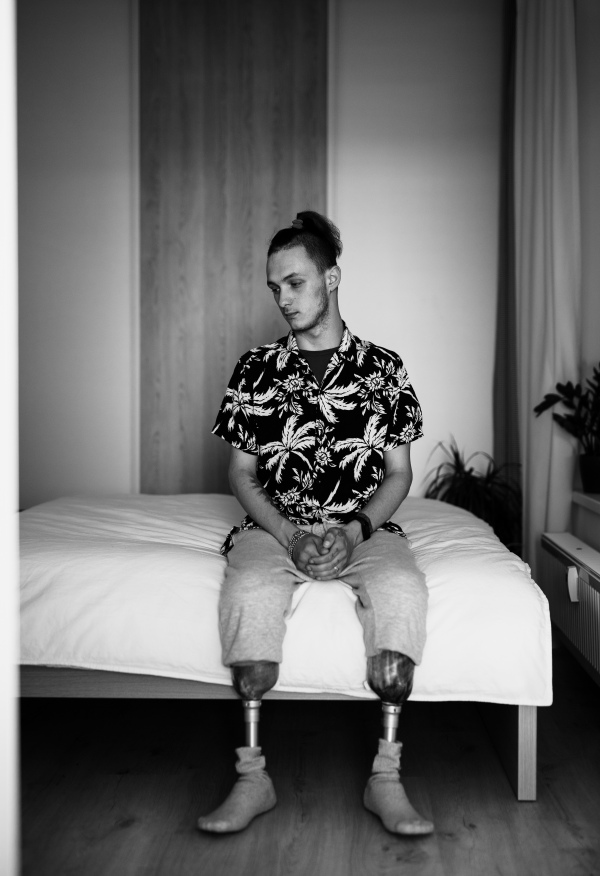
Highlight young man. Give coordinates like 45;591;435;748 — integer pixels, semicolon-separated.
198;211;432;836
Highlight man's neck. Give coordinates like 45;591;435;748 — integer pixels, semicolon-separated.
294;313;345;351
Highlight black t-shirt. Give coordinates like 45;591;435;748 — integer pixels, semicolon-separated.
298;347;338;384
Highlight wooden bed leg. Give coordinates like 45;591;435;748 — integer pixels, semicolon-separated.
479;704;537;801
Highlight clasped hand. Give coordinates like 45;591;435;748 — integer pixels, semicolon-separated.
292;527;353;580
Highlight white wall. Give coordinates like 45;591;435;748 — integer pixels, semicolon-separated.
576;0;600;377
17;0;597;511
17;0;525;506
329;0;505;492
1;0;19;868
18;0;138;509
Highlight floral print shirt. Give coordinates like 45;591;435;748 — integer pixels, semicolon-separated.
212;324;423;553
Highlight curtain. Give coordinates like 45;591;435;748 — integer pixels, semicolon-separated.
493;0;519;478
514;0;582;575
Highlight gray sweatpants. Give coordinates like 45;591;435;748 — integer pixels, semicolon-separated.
219;525;428;667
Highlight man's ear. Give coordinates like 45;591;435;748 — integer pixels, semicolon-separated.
326;265;341;292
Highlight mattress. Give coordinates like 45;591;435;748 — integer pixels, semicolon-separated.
20;494;553;704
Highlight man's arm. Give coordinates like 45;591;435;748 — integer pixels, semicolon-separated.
308;443;413;578
228;448;323;566
346;441;413;546
229;447;297;548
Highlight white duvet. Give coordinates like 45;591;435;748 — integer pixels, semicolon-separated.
20;494;552;704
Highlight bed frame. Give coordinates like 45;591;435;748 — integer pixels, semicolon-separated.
19;665;537;802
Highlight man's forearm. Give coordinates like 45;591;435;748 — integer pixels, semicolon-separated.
229;467;298;549
344;469;412;548
360;469;412;530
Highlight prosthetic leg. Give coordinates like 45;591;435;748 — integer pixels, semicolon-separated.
197;661;278;833
364;650;434;835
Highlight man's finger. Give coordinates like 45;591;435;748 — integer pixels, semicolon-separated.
312;557;346;573
308;550;344;566
314;565;345;579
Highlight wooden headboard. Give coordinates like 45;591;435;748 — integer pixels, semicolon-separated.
139;0;328;495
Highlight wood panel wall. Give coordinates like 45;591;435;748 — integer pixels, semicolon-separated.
140;0;327;494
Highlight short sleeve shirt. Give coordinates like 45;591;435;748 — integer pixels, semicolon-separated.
212;325;423;551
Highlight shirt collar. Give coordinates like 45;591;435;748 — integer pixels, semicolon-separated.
284;323;360;363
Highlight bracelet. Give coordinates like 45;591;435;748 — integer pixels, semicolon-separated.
287;529;307;561
352;512;373;542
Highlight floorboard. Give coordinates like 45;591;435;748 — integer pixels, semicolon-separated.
20;645;600;876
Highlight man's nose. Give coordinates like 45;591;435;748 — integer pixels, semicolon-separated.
279;288;293;308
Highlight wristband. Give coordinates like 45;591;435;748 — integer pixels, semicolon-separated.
287;529;307;561
351;512;373;542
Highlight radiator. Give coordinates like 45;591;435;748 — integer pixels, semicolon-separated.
541;532;600;685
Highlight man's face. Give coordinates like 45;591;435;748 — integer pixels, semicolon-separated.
267;245;330;333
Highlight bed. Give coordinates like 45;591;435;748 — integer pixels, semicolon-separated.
19;493;552;801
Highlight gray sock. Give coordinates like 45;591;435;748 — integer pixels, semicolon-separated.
364;739;434;835
197;746;276;833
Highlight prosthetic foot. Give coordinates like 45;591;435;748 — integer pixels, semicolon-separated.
364;738;434;836
197;745;276;833
197;661;278;834
364;650;434;836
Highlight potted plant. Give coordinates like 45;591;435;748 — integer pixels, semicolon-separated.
424;438;522;554
533;362;600;493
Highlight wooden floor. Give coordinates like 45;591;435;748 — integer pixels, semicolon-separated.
20;645;600;876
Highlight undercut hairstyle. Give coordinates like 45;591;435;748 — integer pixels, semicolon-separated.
267;210;342;275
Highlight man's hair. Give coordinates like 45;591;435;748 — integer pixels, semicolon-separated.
267;210;342;275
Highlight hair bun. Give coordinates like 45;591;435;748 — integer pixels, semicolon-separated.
268;210;342;273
